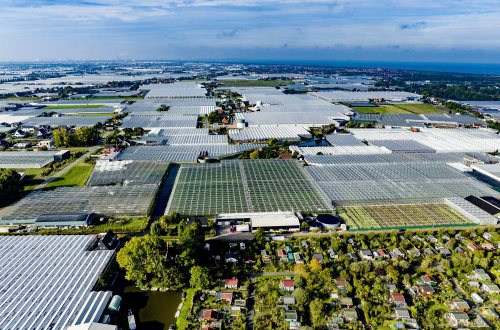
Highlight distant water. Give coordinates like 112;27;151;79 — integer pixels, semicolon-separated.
243;60;500;75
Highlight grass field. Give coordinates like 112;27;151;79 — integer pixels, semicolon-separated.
353;103;442;115
44;104;105;109
217;79;294;87
338;203;472;229
43;161;94;190
176;288;196;330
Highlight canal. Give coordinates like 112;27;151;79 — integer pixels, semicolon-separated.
151;164;180;219
121;286;182;330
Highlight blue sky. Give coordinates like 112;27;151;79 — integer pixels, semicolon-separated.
0;0;499;62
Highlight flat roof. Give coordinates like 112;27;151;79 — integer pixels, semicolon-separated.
218;211;300;228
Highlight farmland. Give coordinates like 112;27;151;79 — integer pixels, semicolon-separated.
352;103;442;114
337;203;473;229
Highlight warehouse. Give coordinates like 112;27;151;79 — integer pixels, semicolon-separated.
0;235;114;329
216;212;301;232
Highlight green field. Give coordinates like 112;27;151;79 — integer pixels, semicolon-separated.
44;104;105;110
353;103;442;115
43;161;94;190
217;79;294;87
338;203;472;230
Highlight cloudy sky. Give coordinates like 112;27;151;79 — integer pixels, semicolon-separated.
0;0;499;62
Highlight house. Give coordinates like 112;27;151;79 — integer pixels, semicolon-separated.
483;232;493;241
225;252;238;263
293;252;304;263
481;243;495;250
424;247;436;256
390;248;405;259
201;309;219;322
300;240;309;250
261;250;271;263
473;269;491;281
482;283;500;294
336;279;348;292
467;243;479;251
395;307;411;319
391;293;406;307
287;253;294;262
450;298;470;312
346;252;358;261
288;321;301;330
12;130;26;138
407;248;421;258
284;310;298;322
215;291;234;304
36;140;54;149
446;312;469;327
36;128;49;138
200;326;216;330
340;297;354;307
359;249;373;260
283;296;295;305
471;292;484;304
418;285;435;296
426;235;438;244
277;249;287;261
384;283;397;293
234;299;247;307
312;253;324;263
280;279;295;292
224;277;238;289
343;308;358;322
376;249;389;259
13;142;29;149
419;275;437;286
455;246;466;254
437;247;452;257
327;248;338;261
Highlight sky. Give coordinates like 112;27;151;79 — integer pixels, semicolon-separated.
0;0;499;63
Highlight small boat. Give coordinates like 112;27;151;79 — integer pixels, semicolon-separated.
168;325;176;330
127;309;137;330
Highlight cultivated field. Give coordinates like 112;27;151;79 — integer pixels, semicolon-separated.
337;203;472;229
353;103;442;114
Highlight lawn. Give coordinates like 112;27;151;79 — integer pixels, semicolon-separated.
44;104;104;109
43;161;94;190
217;79;294;87
353;103;442;115
176;288;196;330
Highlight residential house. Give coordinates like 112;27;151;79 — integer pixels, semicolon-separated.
13;142;29;149
418;275;437;286
225;252;238;263
12;130;26;138
36;140;54;149
455;246;466;254
473;269;491;281
340;297;354;307
346;252;358;261
300;240;309;250
336;279;348;292
284;310;298;323
483;232;493;241
450;298;470;312
215;291;234;304
437;247;452;257
426;235;438;244
471;292;484;304
288;321;301;330
343;308;358;322
390;248;405;259
277;249;287;261
201;309;219;322
224;277;238;289
407;248;421;258
36;129;49;138
467;243;479;251
424;247;436;256
312;253;324;263
376;249;389;259
418;285;435;296
327;248;338;261
482;283;500;294
283;296;295;305
280;279;295;292
261;250;271;264
293;252;304;263
384;283;397;293
391;293;407;307
395;307;411;319
359;249;373;260
481;243;495;250
446;312;469;327
234;299;247;307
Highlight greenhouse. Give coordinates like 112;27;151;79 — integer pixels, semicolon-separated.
0;185;159;222
87;160;169;186
0;151;58;168
229;125;311;141
166;159;332;216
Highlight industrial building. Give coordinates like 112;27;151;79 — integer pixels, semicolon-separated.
216;212;301;232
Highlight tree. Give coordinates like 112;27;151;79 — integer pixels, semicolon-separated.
309;299;325;328
249;150;260;159
253;228;266;247
293;287;309;312
189;266;211;289
0;169;22;207
150;222;163;236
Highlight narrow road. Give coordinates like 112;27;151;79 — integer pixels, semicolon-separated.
249;271;296;281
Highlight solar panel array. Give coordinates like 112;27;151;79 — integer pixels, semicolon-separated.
1;185;159;222
0;235;114;330
166;159;332;215
87;160;169;186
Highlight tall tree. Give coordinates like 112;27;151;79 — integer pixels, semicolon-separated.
0;169;22;207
